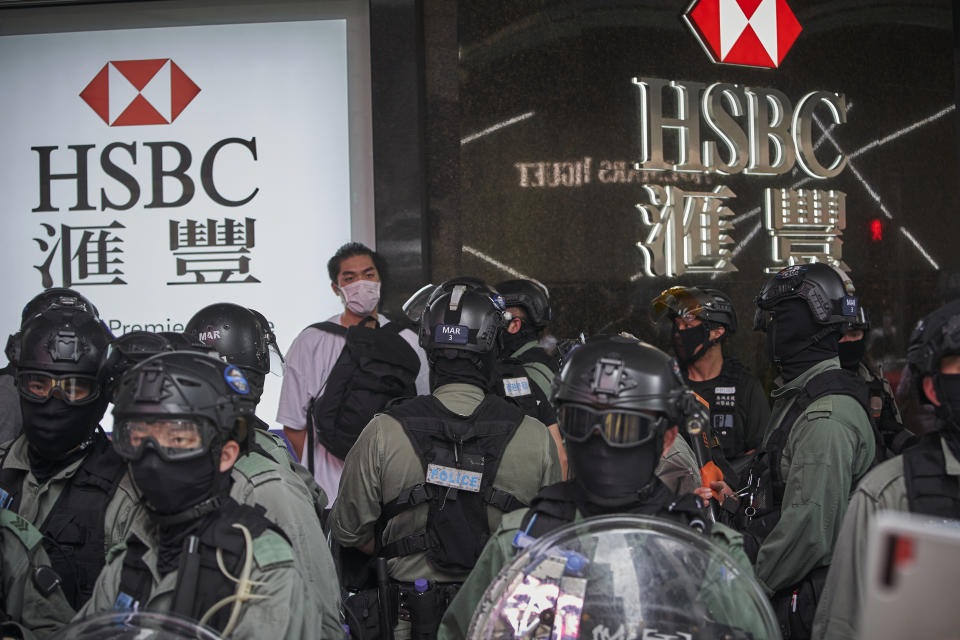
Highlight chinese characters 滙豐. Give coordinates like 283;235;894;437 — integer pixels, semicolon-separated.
763;188;847;273
168;217;260;285
32;217;261;289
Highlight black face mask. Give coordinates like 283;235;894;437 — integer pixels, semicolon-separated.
502;323;538;355
430;351;497;392
567;432;663;506
838;339;866;371
130;449;220;517
21;395;107;461
672;323;712;367
766;299;840;381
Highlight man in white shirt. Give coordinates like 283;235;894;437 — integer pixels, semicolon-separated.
277;242;429;502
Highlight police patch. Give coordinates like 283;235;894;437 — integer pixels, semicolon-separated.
426;464;482;492
224;365;250;394
502;377;532;397
433;324;469;344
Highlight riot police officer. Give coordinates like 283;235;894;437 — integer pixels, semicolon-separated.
76;351;324;639
330;280;562;638
438;334;753;640
651;286;770;476
812;298;960;640
182;303;340;634
0;305;142;613
732;263;875;638
1;288;103;445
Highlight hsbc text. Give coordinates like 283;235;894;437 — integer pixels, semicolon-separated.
32;137;259;212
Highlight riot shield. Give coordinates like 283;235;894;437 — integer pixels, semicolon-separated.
51;611;222;640
469;515;779;640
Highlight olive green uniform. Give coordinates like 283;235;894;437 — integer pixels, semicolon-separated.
0;509;74;639
755;358;876;592
75;515;322;640
506;341;557;399
330;383;562;583
0;434;143;565
657;432;701;496
230;429;341;637
437;505;755;640
810;439;959;640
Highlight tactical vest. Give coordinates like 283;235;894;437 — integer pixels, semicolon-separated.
508;342;559;397
694;357;750;460
859;364;916;460
518;480;711;540
742;368;873;544
377;394;526;576
903;432;960;518
0;432;126;609
496;358;555;426
116;500;289;633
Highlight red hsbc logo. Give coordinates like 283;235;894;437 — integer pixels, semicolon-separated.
684;0;802;69
80;59;200;126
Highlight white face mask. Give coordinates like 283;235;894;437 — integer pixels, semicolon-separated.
339;280;381;316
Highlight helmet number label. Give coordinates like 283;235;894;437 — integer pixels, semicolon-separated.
503;376;532;397
426;464;482;492
434;324;469;344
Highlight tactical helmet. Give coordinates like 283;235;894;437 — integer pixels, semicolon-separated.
551;334;687;433
20;287;100;325
418;280;506;356
754;263;859;331
425;277;498;306
651;286;737;333
906;299;960;380
100;331;204;400
495;279;552;329
112;351;257;461
184;303;270;373
15;308;111;405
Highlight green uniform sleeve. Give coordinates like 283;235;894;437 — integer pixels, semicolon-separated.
756;396;876;592
438;510;528;640
330;416;387;548
811;457;907;640
656;435;700;496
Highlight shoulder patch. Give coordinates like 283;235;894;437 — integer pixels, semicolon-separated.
804;395;834;419
233;452;279;481
253;530;294;569
0;508;43;550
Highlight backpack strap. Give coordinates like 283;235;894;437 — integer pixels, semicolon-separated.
308;321;348;336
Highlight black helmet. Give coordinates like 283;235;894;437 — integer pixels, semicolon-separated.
754;263;859;332
112;351;257;462
906;300;960;381
20;287;100;325
495;279;551;329
184;303;271;398
419;280;506;355
425;277;499;306
100;331;206;401
551;335;686;426
651;286;737;333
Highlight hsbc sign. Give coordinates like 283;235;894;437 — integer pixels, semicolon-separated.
684;0;802;69
80;59;201;126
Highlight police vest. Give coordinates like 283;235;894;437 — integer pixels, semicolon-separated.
377;394;526;576
859;364;916;460
116;499;291;633
691;357;750;460
0;431;126;610
518;480;711;540
742;368;873;545
496;358;555;426
903;432;960;518
509;342;560;398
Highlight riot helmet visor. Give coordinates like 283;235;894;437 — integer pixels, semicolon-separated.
650;286;710;326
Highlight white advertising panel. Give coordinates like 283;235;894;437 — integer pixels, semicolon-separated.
0;20;357;430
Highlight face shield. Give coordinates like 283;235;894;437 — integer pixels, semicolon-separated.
650;287;712;327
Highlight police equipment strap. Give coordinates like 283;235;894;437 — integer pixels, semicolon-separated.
376;394;525;575
903;432;960;518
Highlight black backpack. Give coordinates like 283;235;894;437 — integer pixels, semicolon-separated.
305;318;421;465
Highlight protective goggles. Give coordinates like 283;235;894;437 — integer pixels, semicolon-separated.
112;417;217;462
558;404;666;448
650;287;708;326
16;371;99;405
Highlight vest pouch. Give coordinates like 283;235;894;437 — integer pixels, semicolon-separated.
771;566;828;640
344;586;398;640
424;451;488;575
712;412;743;459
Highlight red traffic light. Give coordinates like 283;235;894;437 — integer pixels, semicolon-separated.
870;218;883;242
